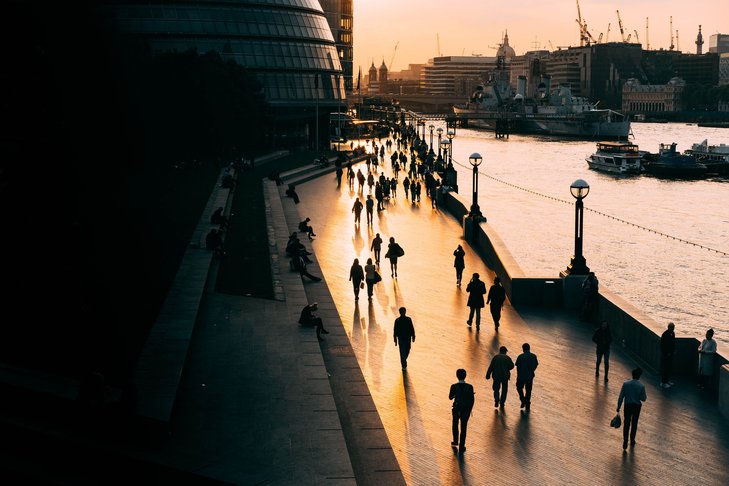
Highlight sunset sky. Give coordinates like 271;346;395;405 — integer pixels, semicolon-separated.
353;0;728;73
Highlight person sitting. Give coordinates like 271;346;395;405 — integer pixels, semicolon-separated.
210;207;230;229
298;217;316;239
292;253;321;282
285;184;300;204
205;228;225;257
299;303;329;341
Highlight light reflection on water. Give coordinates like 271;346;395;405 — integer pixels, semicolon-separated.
446;123;729;346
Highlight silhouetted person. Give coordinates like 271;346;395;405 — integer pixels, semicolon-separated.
210;207;230;229
385;237;404;278
617;367;647;450
660;322;676;388
347;165;355;189
349;258;364;300
486;276;506;330
515;343;539;412
403;176;410;200
453;245;465;285
593;320;612;382
580;272;599;320
393;307;415;370
352;197;364;225
486;346;514;408
286;184;300;204
299;303;329;341
293;253;321;282
357;169;366;192
466;273;486;330
449;368;475;453
205;228;225;257
365;195;374;225
364;257;377;300
298;217;316;239
698;328;717;390
371;233;383;265
336;165;343;187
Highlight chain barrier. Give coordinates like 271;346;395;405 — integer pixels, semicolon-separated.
450;158;729;257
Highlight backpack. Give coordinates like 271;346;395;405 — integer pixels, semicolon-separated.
454;383;474;412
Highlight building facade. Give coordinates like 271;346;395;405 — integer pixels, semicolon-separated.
320;0;353;93
622;77;686;113
709;34;729;55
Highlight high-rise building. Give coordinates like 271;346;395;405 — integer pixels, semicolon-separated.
319;1;354;93
709;34;729;54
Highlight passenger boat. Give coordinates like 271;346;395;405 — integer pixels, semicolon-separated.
683;139;729;175
642;143;708;179
586;141;643;174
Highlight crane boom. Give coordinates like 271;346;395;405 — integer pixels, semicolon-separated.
616;10;626;42
389;42;399;70
669;16;674;50
437;34;441;57
646;17;649;50
606;23;611;42
634;30;640;44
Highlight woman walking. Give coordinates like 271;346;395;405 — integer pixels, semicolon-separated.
453;245;466;285
364;258;377;300
385;237;404;278
698;328;717;389
349;258;364;300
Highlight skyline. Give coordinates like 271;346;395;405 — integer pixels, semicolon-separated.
353;0;728;74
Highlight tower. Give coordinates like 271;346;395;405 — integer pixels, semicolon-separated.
379;59;388;83
368;61;378;83
696;25;704;55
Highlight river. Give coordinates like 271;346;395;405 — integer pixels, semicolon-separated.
438;122;729;347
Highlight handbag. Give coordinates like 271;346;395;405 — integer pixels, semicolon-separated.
374;271;382;283
610;413;622;428
360;281;365;289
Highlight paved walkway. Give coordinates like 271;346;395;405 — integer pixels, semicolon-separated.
293;146;729;485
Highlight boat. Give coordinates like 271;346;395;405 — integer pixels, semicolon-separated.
683;139;729;175
586;141;643;174
642;143;708;179
452;60;631;140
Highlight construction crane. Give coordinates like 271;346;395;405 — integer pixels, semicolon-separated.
598;32;603;43
646;17;650;50
676;30;680;51
606;23;611;42
634;30;640;44
626;33;632;42
389;41;399;70
616;10;627;43
576;0;585;46
436;34;442;57
669;16;674;50
548;40;555;51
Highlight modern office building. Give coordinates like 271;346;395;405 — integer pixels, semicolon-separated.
320;0;353;93
104;0;346;147
709;34;729;55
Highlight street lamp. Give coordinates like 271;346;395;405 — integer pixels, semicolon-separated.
564;179;590;275
437;127;443;157
446;130;455;165
468;153;483;219
429;124;435;151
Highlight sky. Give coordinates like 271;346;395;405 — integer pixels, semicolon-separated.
353;0;728;73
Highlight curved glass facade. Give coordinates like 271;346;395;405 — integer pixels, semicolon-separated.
107;0;345;106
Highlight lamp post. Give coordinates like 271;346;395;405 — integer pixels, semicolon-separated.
446;130;455;165
564;179;590;275
437;127;443;157
468;153;483;219
429;124;434;151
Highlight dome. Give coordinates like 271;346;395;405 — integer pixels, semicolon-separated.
105;0;345;107
496;31;516;58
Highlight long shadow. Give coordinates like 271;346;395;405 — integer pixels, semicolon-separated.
367;300;386;389
401;373;441;483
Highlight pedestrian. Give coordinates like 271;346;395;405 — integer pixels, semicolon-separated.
617;367;647;450
390;177;397;197
352;197;363;225
403;176;410;200
371;233;383;265
336;165;343;187
375;182;384;211
466;273;486;330
698;328;717;390
414;180;421;202
453;245;465;285
364;257;377;300
485;346;514;408
347;164;355;189
580;272;599;320
449;368;475;453
365;195;375;225
659;322;676;388
515;343;539;412
349;258;364;300
385;237;404;278
299;303;329;341
430;185;438;208
367;172;375;192
593;320;612;382
486;276;506;330
357;169;365;192
393;307;416;370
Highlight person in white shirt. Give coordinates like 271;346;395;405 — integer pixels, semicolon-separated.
617;367;647;450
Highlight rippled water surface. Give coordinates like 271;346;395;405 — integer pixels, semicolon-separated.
442;122;729;346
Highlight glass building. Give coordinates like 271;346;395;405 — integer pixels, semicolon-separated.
105;0;346;139
319;0;353;93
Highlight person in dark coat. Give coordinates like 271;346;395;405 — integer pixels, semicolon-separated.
393;307;415;370
593;320;613;382
486;346;514;408
352;197;363;225
299;303;329;341
285;184;300;204
449;368;475;453
466;273;487;330
660;322;676;388
385;237;404;278
515;343;539;412
486;276;506;330
349;258;364;300
365;195;375;225
371;233;383;265
453;245;466;285
335;165;343;187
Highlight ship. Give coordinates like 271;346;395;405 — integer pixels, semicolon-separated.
452;61;631;140
586;141;643;174
683;139;729;175
642;143;708;179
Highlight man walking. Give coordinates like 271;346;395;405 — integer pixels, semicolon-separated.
485;346;514;408
617;367;647;450
393;307;416;370
660;322;676;388
593;320;612;382
365;195;375;225
352;197;363;225
486;276;506;330
466;273;487;330
449;369;475;453
515;343;539;412
370;233;383;265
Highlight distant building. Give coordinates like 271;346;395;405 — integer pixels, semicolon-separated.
709;34;729;55
673;53;719;85
622;77;686;113
320;1;354;93
720;54;729;86
421;56;499;95
696;26;704;55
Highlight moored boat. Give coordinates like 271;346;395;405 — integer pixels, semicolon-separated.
642;143;707;179
586;141;643;174
684;139;729;175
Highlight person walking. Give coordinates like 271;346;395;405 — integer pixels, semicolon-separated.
364;257;377;300
698;328;717;390
365;195;375;225
515;343;539;412
403;176;410;200
385;237;404;278
466;273;487;330
660;322;676;388
449;368;475;453
371;233;383;265
357;169;366;192
617;367;647;450
352;197;363;225
486;276;506;330
485;346;514;408
453;245;466;285
349;258;364;301
367;172;375;193
393;307;416;370
347;164;354;189
593;320;612;382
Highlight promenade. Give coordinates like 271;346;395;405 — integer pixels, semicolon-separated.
291;148;729;485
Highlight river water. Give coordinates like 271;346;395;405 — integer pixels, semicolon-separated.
439;122;729;346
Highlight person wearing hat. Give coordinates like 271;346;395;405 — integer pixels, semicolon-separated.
299;303;329;341
485;346;514;408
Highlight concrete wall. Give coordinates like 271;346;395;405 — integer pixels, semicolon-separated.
721;365;729;420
